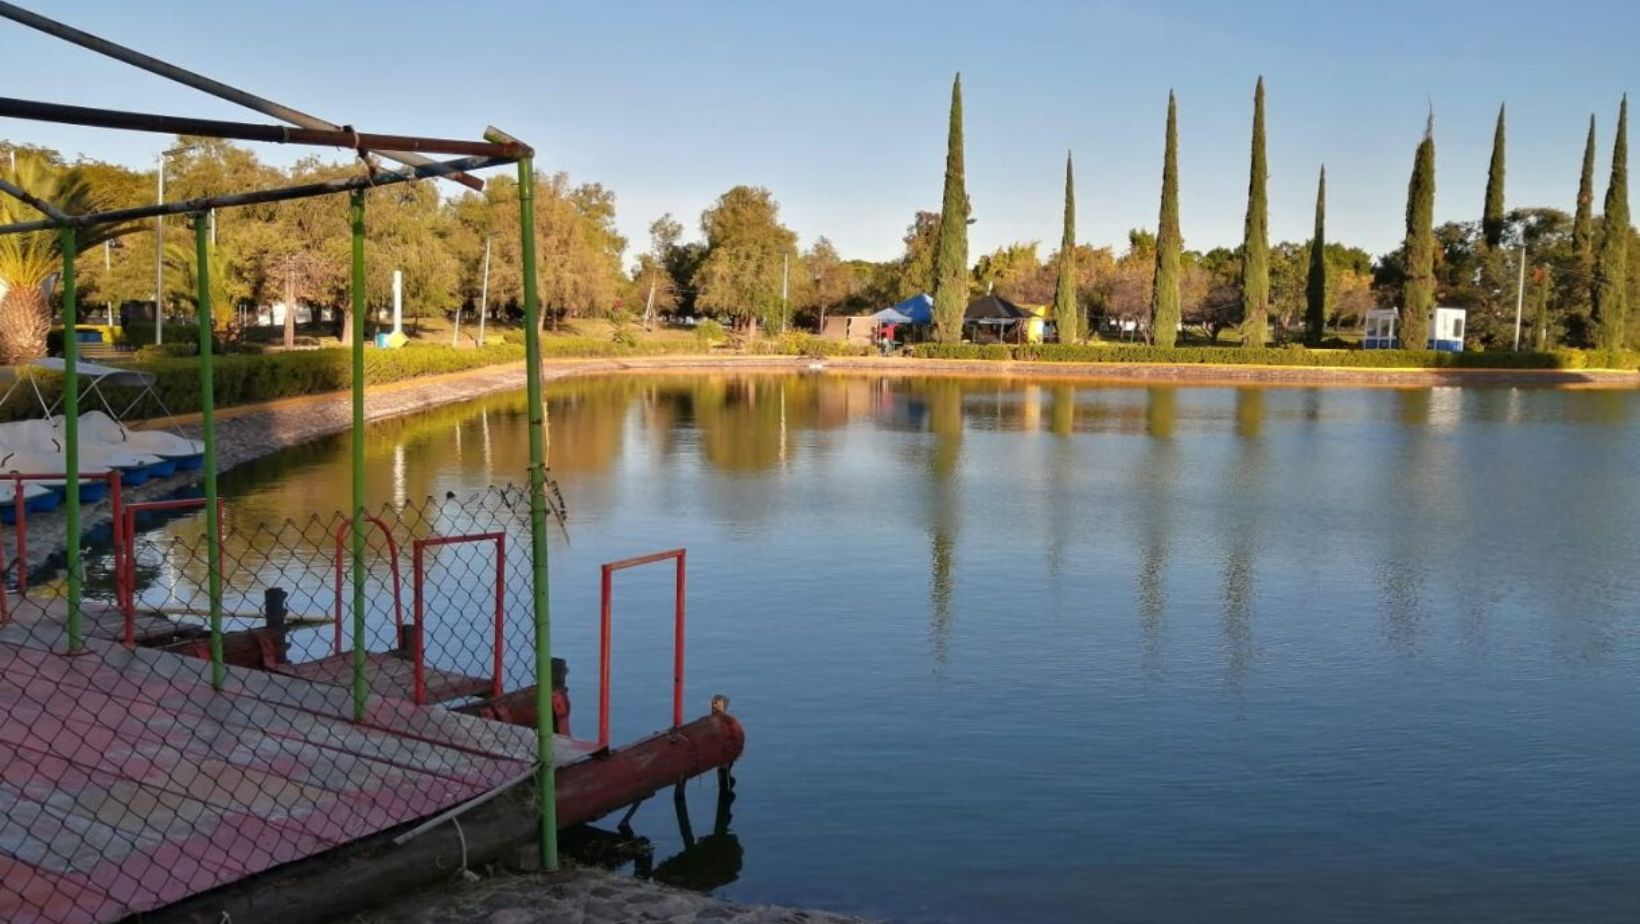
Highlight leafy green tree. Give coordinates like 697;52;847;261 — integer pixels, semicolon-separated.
1483;104;1507;249
973;242;1048;303
1401;114;1437;350
895;210;941;300
1592;96;1630;350
1053;152;1080;342
692;185;797;332
1240;78;1270;346
1151;91;1182;348
932;74;970;342
1574;115;1599;283
1307;166;1328;344
802;236;857;331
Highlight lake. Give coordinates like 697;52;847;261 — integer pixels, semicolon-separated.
142;373;1640;922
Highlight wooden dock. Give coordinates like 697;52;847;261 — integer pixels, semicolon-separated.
0;602;589;924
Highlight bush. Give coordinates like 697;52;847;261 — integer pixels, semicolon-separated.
750;332;872;358
695;319;727;345
910;341;1640;371
117;323;200;346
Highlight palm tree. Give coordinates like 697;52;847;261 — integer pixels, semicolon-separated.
0;152;136;363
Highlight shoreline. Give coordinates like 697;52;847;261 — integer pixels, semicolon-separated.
11;352;1638;577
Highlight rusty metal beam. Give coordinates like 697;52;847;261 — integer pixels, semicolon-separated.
0;97;530;159
0;1;489;190
0;154;514;235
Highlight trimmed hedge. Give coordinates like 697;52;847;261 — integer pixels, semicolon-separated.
749;333;873;358
910;342;1640;371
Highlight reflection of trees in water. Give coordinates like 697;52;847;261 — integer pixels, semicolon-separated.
1219;388;1267;692
923;379;964;666
1045;385;1076;580
1381;389;1436;654
1136;387;1179;676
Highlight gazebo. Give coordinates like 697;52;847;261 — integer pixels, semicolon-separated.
964;293;1030;343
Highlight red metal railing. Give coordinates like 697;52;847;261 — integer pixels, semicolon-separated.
331;514;404;655
410;532;506;705
119;496;223;646
597;548;687;750
2;471;122;625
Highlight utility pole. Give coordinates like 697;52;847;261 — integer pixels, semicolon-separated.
103;240;114;326
153;143;194;345
1512;243;1527;351
781;252;790;333
476;237;492;347
642;277;657;331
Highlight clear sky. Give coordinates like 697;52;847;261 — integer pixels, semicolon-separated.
3;1;1634;264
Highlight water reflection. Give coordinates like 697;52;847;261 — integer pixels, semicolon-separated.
124;373;1640;924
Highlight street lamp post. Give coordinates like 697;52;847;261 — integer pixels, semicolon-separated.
1512;243;1527;352
153;144;195;345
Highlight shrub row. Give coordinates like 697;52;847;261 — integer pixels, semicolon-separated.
748;333;873;358
909;342;1640;371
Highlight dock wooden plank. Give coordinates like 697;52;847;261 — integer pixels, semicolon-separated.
0;634;535;924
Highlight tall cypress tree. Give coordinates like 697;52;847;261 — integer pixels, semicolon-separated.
1151;91;1182;348
932;73;969;343
1592;96;1630;351
1053;151;1080;343
1240;77;1270;347
1482;103;1507;249
1306;165;1328;345
1573;115;1598;285
1401;114;1437;350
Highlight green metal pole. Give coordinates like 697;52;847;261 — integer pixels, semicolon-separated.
59;225;83;654
349;187;369;722
193;213;225;688
517;157;558;869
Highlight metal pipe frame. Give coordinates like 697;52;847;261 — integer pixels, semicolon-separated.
0;97;531;161
193;212;225;689
0;154;515;236
0;0;488;190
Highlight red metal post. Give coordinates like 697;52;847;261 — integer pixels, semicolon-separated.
411;542;426;706
674;550;686;730
330;514;405;655
493;535;506;700
599;563;614;751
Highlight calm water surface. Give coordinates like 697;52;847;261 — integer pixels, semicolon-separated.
175;374;1640;922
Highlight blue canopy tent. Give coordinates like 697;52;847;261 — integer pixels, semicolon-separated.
885;293;933;325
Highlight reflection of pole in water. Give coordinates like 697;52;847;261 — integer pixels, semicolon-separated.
392;441;406;507
481;408;493;478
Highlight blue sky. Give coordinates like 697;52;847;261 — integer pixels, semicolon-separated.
3;1;1634;263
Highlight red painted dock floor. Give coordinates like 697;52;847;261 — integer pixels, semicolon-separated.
0;605;567;924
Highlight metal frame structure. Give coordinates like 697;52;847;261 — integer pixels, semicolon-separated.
597;548;688;751
0;5;560;866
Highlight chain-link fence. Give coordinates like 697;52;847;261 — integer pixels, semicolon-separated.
0;486;554;923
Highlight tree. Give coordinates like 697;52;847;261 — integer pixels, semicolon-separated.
692;185;797;331
932;73;969;343
0;152;137;362
894;210;941;300
1483;104;1508;249
1306;166;1328;344
1240;78;1270;347
803;236;856;331
1102;229;1156;333
1592;95;1630;351
1151;91;1182;348
1053;152;1080;342
1574;115;1599;286
1401;114;1437;350
973;242;1048;303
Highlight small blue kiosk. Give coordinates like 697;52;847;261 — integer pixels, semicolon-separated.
1364;305;1466;351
